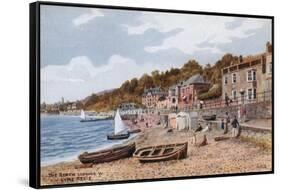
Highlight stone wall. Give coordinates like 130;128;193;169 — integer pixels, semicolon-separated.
197;101;272;120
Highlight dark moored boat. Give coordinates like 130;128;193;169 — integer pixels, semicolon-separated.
133;142;188;163
129;129;141;134
107;132;130;140
202;114;216;121
78;142;136;164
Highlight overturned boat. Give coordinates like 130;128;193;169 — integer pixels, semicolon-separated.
202;114;216;121
107;109;130;140
128;129;141;134
78;142;136;164
133;141;188;163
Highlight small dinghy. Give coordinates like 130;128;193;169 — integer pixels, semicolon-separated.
202;114;216;121
129;129;141;134
107;132;130;140
134;141;188;163
107;109;130;140
78;142;136;164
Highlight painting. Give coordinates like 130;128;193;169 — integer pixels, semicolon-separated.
29;1;274;188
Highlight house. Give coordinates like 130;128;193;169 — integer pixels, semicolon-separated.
167;74;209;109
167;84;180;109
178;74;210;109
119;102;137;110
66;102;78;111
221;42;272;104
142;87;167;108
156;95;168;109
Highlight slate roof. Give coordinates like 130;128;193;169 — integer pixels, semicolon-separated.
181;74;208;86
143;87;167;96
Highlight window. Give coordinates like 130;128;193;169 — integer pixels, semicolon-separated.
253;70;256;81
247;70;252;81
268;62;272;73
232;73;237;83
247;88;257;100
253;88;257;99
232;90;237;100
247;70;256;81
247;89;252;100
224;76;228;85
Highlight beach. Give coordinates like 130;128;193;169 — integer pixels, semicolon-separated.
41;120;272;186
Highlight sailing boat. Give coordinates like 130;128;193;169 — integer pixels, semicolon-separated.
107;109;130;140
80;109;112;122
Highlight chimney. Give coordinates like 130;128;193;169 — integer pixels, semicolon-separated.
266;41;272;53
239;55;243;63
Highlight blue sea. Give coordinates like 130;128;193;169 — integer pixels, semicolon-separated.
41;115;135;166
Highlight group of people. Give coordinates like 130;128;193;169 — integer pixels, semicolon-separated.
221;112;241;138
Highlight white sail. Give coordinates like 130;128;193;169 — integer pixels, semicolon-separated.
80;109;86;120
114;109;127;135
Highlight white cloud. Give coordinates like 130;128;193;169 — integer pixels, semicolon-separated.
41;55;180;103
124;12;268;54
73;9;104;26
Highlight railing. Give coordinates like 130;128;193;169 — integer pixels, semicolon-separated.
189;90;272;110
123;90;272;115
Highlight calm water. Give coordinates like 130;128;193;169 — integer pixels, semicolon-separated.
41;115;134;166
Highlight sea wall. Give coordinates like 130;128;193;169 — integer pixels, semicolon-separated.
197;101;272;120
240;125;271;139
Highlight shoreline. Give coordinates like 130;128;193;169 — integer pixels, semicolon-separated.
41;124;272;186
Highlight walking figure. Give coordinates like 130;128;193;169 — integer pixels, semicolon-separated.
224;112;230;134
231;115;241;138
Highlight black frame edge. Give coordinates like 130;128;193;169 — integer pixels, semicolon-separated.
271;17;274;173
30;1;274;189
29;2;40;189
37;0;274;18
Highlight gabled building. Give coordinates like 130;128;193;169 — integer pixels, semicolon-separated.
178;74;210;108
167;84;180;109
142;87;167;108
221;42;272;103
167;74;209;109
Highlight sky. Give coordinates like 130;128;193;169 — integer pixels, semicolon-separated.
40;5;272;104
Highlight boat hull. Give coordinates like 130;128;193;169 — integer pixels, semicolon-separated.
107;132;130;140
128;129;141;134
78;142;135;164
202;115;216;121
134;142;188;163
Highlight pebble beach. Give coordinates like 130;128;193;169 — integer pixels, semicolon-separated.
41;120;272;186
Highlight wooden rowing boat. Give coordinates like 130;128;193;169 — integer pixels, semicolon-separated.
129;129;141;134
133;142;188;163
107;132;130;140
202;114;216;121
78;142;136;164
214;136;230;141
